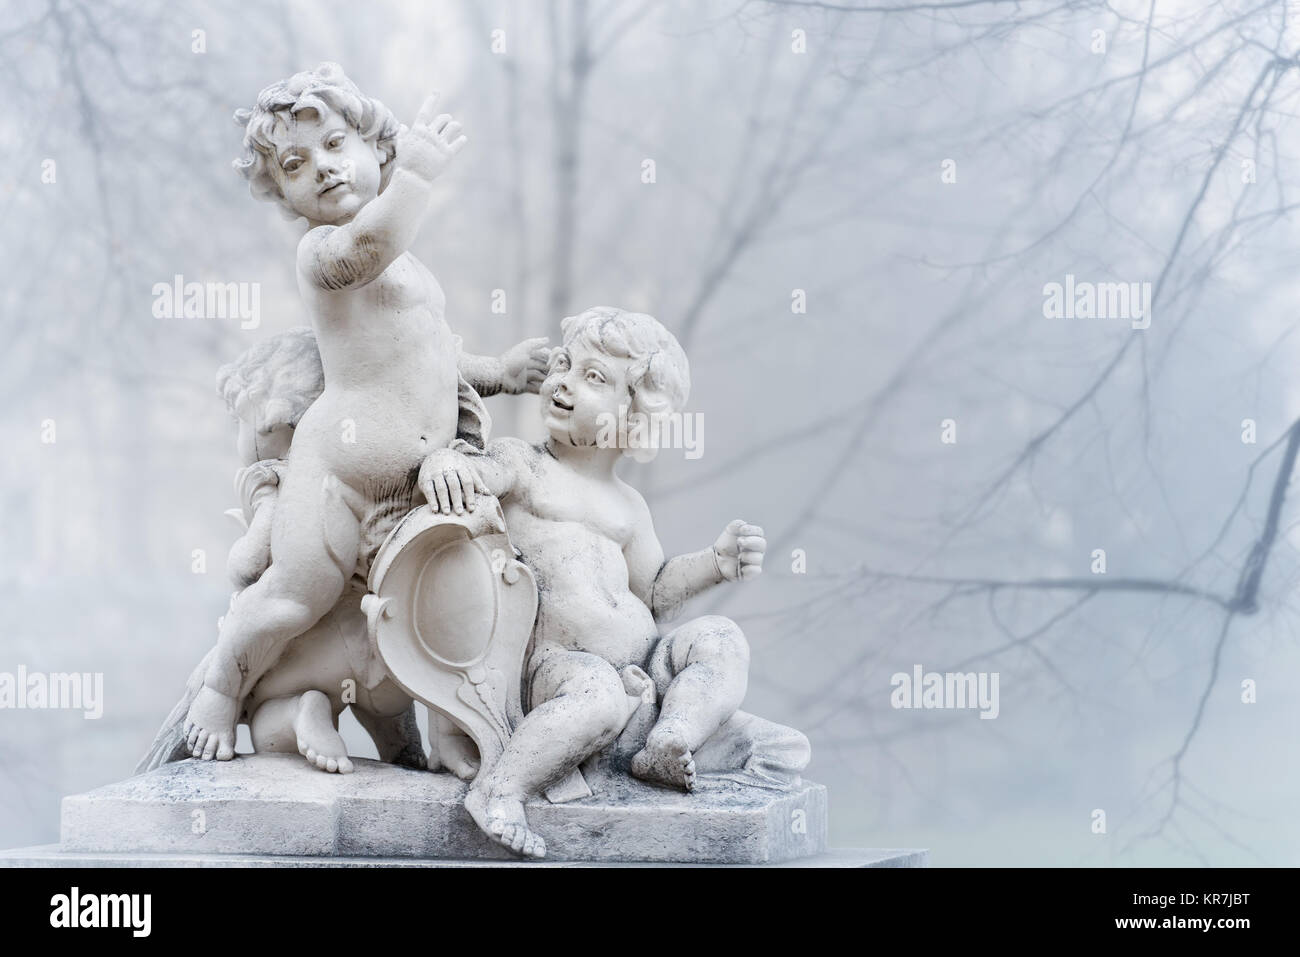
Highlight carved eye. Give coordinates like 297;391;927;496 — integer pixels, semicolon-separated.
282;155;304;173
326;133;344;149
586;369;606;385
551;353;570;373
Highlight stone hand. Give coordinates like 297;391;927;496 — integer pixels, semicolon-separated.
713;519;765;582
419;448;489;515
396;92;467;183
499;336;550;394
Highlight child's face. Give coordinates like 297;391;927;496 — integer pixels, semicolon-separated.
237;418;294;464
267;104;384;225
540;340;633;448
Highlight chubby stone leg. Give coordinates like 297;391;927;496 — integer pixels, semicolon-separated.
633;615;750;792
186;466;358;763
466;649;635;859
186;577;345;764
247;690;353;773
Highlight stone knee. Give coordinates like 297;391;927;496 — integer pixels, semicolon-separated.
655;616;751;735
561;659;635;749
215;568;342;693
248;563;342;631
674;615;750;673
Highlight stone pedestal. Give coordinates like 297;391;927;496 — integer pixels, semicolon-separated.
0;846;928;868
55;753;835;865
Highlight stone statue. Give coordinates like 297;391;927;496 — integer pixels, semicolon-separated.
140;63;548;773
139;325;544;774
389;307;810;858
128;64;818;865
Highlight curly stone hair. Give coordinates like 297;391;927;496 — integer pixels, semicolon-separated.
216;327;324;434
232;62;401;215
559;306;691;415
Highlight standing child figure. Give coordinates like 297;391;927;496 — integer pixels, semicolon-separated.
140;319;547;774
183;62;513;763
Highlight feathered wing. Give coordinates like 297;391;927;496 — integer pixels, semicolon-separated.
135;647;215;774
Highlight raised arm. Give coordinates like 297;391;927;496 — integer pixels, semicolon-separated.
457;337;550;397
457;351;506;397
298;93;466;291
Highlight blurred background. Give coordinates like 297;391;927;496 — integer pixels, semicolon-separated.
3;0;1300;865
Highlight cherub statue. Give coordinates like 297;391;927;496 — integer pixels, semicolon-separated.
420;307;811;858
177;62;547;765
140;321;547;774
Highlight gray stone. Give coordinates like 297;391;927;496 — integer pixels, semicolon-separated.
0;846;926;868
60;753;830;864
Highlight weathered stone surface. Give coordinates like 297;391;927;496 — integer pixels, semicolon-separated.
60;754;829;864
0;846;926;868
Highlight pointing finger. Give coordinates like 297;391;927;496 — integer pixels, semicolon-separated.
415;92;441;127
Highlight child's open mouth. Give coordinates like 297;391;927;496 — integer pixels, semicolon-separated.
319;180;348;196
551;395;574;412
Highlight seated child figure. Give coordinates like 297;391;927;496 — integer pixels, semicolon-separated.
423;307;802;859
183;62;527;762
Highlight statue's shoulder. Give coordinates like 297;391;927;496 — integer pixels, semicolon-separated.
295;224;342;279
617;476;651;517
488;436;541;464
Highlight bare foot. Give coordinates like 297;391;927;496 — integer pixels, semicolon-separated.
294;690;353;774
438;728;481;781
631;729;696;792
184;685;239;761
465;784;545;859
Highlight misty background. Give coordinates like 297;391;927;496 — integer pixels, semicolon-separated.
3;0;1300;866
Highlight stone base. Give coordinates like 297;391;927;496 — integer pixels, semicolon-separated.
0;846;927;868
57;753;833;864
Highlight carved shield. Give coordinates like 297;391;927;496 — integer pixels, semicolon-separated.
363;499;537;778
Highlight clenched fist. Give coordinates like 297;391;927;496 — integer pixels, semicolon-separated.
713;519;765;582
